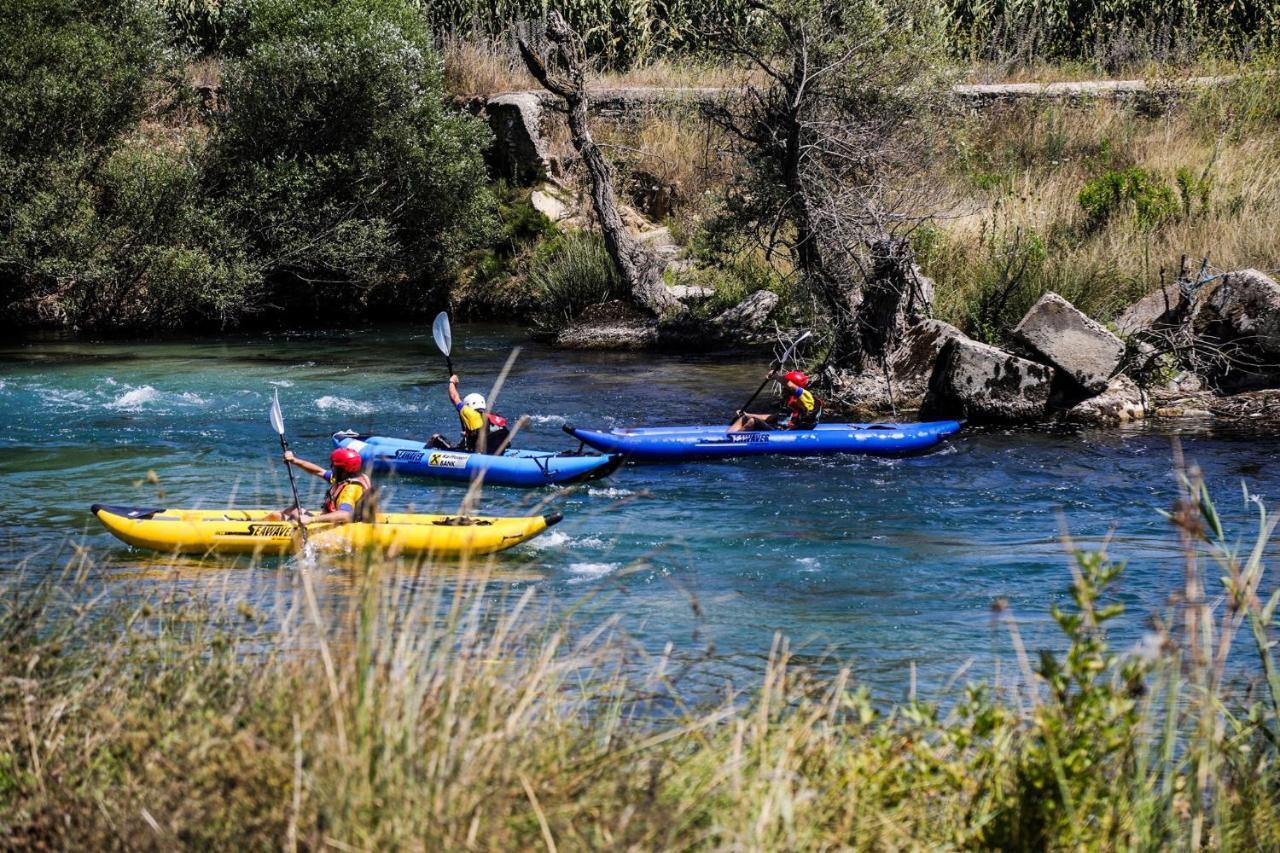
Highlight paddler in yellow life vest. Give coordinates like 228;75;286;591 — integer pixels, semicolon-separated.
730;370;819;432
266;447;371;525
428;374;511;454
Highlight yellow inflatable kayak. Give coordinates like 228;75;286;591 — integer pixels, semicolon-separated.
91;504;561;557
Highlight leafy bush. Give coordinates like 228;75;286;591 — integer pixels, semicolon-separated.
527;232;626;329
1079;167;1179;229
209;0;496;315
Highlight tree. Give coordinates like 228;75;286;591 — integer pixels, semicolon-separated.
517;12;682;318
709;0;953;371
210;0;496;314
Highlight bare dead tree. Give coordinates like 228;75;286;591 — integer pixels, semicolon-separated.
708;0;952;372
518;13;681;317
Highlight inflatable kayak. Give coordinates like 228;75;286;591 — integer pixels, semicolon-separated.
562;421;963;461
91;504;560;557
333;432;621;487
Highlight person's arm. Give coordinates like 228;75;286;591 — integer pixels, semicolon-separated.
448;374;462;407
302;508;353;525
283;450;325;478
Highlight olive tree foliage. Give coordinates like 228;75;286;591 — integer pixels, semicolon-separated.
709;0;955;370
211;0;496;313
0;0;254;329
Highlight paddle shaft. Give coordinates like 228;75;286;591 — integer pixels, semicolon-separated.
737;373;777;416
276;432;308;543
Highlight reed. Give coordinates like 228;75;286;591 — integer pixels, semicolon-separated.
2;454;1279;848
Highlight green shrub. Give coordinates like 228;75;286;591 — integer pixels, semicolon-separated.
210;0;496;315
1079;167;1178;229
527;232;626;330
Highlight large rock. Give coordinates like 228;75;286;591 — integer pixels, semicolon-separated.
1013;292;1124;393
713;290;778;334
486;93;554;184
1190;269;1280;391
922;338;1055;422
1115;282;1191;337
1061;375;1147;426
834;319;968;412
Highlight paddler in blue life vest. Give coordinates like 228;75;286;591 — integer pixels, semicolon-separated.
267;447;371;525
428;374;512;454
730;370;820;432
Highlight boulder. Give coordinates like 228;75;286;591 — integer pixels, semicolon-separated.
486;93;554;184
834;319;968;412
530;188;570;222
1115;282;1190;338
922;338;1055;422
1061;375;1146;426
1190;269;1280;391
1013;292;1124;393
554;301;657;350
713;290;778;334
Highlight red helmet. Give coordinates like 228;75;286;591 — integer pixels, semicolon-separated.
784;370;809;388
330;447;363;474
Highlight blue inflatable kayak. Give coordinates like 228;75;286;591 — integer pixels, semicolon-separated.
333;432;622;487
562;421;963;461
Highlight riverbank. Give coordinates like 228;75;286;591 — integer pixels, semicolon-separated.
3;465;1278;848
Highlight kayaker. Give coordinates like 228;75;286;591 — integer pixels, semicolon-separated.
428;374;511;454
730;370;819;432
267;447;371;525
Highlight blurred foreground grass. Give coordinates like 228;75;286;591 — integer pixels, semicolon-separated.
2;456;1279;849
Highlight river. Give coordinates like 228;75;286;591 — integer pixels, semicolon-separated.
2;325;1278;698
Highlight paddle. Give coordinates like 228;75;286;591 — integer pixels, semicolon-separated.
734;330;813;423
432;311;455;376
270;389;308;543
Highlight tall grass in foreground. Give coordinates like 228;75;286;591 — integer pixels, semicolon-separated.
3;460;1280;848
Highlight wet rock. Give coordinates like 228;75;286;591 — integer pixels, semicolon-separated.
834;319;967;412
1189;269;1280;391
1013;292;1123;393
1062;375;1147;426
923;337;1055;422
713;290;778;334
486;93;553;184
554;301;657;350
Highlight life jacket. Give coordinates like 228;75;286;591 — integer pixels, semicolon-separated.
786;386;820;428
323;472;371;514
461;410;510;454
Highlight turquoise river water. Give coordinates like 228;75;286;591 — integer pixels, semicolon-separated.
2;325;1278;698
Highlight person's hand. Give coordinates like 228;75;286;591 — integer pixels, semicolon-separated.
283;450;296;463
449;374;459;385
735;409;744;418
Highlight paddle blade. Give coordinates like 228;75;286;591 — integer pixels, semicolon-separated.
432;311;452;357
269;389;285;435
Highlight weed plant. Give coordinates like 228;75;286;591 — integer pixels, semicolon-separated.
2;456;1279;848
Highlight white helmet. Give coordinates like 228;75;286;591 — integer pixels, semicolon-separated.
462;392;487;411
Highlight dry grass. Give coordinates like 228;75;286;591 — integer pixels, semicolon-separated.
925;70;1280;335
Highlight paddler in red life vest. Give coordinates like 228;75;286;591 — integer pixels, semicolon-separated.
730;370;820;433
428;374;511;454
267;447;372;525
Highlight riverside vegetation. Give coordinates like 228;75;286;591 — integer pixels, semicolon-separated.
3;0;1278;337
3;461;1280;848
